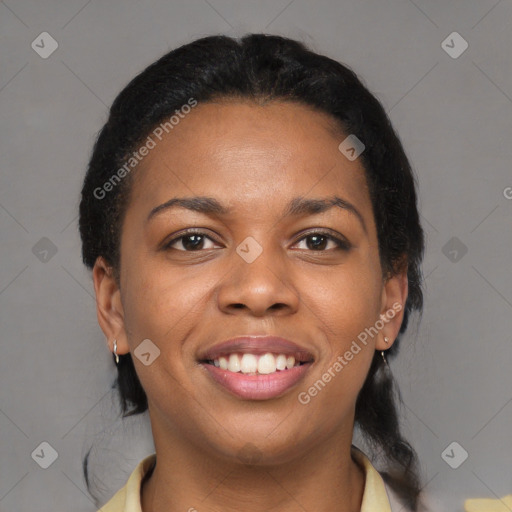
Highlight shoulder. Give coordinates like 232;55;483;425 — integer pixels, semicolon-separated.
350;446;394;511
464;494;512;511
351;445;414;512
96;486;127;512
96;453;156;512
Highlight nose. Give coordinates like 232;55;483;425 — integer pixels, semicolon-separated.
216;240;300;317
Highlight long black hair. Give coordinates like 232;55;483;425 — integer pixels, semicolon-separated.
79;33;425;510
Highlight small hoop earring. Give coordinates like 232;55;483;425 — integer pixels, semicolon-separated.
113;339;119;364
381;350;388;366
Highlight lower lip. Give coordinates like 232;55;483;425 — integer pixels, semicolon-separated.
201;362;313;400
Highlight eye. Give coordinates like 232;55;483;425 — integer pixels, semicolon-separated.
162;229;351;252
163;229;219;251
293;230;351;252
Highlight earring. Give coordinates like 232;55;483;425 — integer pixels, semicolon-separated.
381;350;388;366
113;339;119;364
384;336;390;344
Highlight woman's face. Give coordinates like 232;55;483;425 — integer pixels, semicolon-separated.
94;99;407;463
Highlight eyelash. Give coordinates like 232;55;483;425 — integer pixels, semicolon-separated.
162;228;351;252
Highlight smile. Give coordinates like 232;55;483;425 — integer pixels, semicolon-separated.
206;352;307;375
200;352;314;400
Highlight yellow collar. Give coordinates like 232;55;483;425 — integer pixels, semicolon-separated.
465;495;512;512
98;446;394;511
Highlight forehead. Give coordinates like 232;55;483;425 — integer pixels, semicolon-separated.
129;100;372;221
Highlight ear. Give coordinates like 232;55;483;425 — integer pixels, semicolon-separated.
375;263;409;351
92;256;130;356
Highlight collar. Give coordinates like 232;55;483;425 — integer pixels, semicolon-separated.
464;495;512;512
98;445;393;511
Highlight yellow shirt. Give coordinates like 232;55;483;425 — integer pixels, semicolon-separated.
464;495;512;512
97;446;402;512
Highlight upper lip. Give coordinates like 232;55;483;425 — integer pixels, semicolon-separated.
198;336;315;363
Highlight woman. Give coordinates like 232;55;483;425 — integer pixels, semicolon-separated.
79;33;426;512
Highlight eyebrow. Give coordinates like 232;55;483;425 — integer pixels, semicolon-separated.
146;195;367;233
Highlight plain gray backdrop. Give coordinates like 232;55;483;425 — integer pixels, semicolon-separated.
1;1;511;511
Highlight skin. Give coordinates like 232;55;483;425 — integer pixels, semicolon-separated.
93;99;408;512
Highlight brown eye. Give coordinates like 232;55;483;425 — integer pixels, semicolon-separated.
162;229;351;252
163;230;218;251
294;231;351;252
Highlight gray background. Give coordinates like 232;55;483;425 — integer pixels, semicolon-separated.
1;1;511;511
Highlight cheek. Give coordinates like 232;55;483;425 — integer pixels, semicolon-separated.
297;255;381;400
121;256;213;341
297;282;377;428
304;257;382;340
119;265;210;413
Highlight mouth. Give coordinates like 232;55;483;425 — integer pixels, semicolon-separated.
200;352;312;376
197;336;315;400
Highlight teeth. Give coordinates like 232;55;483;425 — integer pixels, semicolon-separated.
228;353;241;372
211;353;303;374
258;353;276;374
240;353;258;373
275;354;287;371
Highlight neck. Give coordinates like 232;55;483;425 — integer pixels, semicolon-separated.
141;413;365;512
